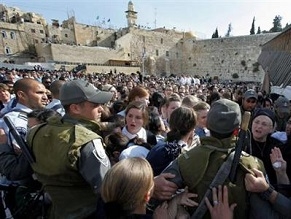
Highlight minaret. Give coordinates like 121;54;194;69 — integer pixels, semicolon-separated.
125;1;137;27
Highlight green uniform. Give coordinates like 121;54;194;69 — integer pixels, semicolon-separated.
27;115;110;219
164;136;265;219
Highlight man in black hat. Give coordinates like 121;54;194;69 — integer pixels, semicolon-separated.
161;99;266;219
245;108;284;186
27;80;113;219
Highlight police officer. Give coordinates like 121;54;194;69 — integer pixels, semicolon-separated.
0;78;48;181
26;80;113;219
162;99;266;219
0;78;48;217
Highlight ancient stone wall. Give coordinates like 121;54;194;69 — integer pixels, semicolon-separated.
166;33;279;81
37;43;125;63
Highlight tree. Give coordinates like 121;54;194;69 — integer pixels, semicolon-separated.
212;28;219;38
270;15;283;32
257;26;261;34
283;23;291;31
225;23;232;37
250;17;255;35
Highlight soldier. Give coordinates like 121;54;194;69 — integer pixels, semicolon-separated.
162;99;266;219
26;80;113;219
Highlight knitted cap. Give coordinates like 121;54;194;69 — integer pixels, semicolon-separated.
207;99;241;134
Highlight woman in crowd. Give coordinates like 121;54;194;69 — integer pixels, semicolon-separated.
0;83;12;111
118;86;150;117
193;101;210;137
147;109;167;143
160;93;181;131
147;106;197;176
101;157;197;219
104;132;129;165
120;101;156;159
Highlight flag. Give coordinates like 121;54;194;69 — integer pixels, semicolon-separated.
107;19;110;22
96;16;99;20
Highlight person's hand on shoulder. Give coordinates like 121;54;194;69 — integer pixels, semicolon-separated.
153;173;178;200
205;185;236;219
245;168;269;193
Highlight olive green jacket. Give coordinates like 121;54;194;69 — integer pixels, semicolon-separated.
27;116;106;219
165;136;265;219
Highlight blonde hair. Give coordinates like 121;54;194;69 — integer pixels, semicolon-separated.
101;157;154;216
193;101;210;112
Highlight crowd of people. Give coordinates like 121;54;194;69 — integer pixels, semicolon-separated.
0;67;290;219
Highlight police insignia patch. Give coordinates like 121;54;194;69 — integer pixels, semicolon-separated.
92;139;109;167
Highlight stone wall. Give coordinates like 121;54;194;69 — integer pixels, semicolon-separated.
74;22;116;47
0;22;31;61
54;63;140;74
173;33;279;81
36;43;128;63
122;28;184;75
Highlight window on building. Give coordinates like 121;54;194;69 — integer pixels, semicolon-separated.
40;30;44;34
166;51;169;57
5;46;11;54
10;32;15;39
1;31;7;38
37;21;41;24
176;52;179;58
35;39;39;43
31;29;36;33
64;33;68;38
161;38;163;44
156;50;159;56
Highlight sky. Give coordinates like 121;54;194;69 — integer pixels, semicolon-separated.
2;0;291;39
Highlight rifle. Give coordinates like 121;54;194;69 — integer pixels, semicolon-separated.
3;116;35;164
229;111;251;183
